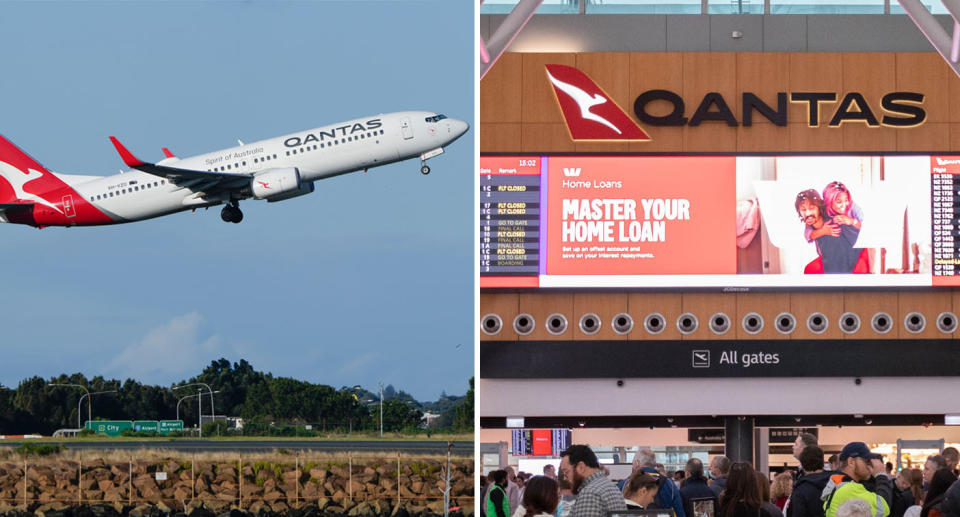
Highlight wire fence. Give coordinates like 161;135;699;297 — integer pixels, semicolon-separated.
0;453;474;513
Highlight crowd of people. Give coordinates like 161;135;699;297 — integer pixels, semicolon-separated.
479;438;960;517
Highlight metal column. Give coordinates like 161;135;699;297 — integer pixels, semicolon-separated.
725;416;755;464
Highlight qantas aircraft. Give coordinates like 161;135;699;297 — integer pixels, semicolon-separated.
0;111;468;226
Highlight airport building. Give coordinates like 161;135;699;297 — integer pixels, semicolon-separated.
479;0;960;477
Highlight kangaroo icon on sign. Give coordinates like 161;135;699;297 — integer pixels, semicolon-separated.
545;64;651;142
692;350;710;368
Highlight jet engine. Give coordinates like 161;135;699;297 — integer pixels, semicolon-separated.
252;167;311;200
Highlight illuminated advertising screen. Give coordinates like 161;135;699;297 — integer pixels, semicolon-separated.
481;154;958;288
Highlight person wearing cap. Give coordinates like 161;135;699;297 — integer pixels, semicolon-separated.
822;442;892;517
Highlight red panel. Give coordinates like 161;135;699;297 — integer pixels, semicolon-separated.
531;429;552;456
545;156;737;275
480;276;539;288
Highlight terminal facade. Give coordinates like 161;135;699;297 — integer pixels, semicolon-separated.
479;2;960;476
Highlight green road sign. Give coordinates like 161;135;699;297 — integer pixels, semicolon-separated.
158;420;183;433
133;421;159;433
86;421;133;437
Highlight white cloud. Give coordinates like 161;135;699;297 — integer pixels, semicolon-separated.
103;312;228;384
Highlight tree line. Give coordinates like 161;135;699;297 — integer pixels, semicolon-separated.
0;359;473;436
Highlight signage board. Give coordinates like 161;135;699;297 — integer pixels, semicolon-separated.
769;427;819;443
133;421;159;433
158;420;184;433
481;339;960;378
511;428;573;456
86;420;133;437
481;154;955;288
688;428;725;444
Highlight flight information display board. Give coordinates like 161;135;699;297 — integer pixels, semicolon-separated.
931;156;960;282
480;157;542;287
480;154;950;288
511;428;573;456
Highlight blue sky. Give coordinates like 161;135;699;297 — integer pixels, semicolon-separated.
0;1;474;402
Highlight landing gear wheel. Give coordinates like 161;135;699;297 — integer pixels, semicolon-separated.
220;204;243;223
420;165;430;175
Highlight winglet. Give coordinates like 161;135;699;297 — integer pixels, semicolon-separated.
161;147;175;158
109;136;147;168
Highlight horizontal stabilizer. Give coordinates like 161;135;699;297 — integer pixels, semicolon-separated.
0;202;34;216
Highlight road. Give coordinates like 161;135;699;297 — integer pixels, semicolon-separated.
0;439;473;455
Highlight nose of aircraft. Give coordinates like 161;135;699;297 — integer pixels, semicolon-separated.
446;119;470;142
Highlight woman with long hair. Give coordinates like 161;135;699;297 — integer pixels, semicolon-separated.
756;471;783;517
719;462;773;517
623;472;660;509
920;468;958;517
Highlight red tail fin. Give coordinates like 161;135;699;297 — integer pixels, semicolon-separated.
0;134;57;204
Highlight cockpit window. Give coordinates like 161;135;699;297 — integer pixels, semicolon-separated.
424;114;448;123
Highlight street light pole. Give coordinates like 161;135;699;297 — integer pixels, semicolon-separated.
77;390;117;430
48;383;91;429
198;388;203;438
173;382;215;421
379;382;384;438
176;393;196;422
175;390;219;427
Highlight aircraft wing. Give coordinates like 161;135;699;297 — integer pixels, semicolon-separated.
109;137;251;196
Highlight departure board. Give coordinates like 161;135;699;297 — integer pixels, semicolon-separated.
480;156;542;288
511;428;573;456
931;156;960;285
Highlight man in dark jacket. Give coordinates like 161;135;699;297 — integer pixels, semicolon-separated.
788;445;832;517
681;458;716;517
940;478;960;517
709;456;731;499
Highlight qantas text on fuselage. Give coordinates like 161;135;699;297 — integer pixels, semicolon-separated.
0;111;468;227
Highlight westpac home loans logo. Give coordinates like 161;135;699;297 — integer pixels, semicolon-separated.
563;167;581;177
545;64;652;142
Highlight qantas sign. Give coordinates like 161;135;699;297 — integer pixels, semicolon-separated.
546;64;926;142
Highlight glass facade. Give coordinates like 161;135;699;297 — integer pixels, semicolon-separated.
481;0;949;14
770;0;884;13
480;0;580;14
586;0;703;14
708;0;764;13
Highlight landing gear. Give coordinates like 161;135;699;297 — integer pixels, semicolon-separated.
220;202;243;223
420;164;431;175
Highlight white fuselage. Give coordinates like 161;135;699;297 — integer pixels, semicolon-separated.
62;111;466;223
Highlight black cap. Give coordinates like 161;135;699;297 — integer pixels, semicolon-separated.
840;442;872;461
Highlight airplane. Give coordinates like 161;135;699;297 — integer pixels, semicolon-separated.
0;111;468;227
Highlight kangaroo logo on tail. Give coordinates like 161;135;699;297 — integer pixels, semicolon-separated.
0;161;63;214
545;64;651;142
